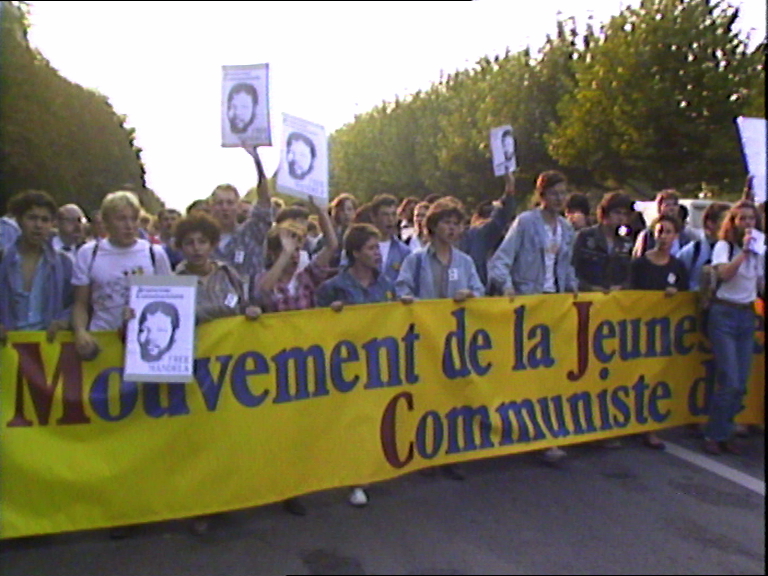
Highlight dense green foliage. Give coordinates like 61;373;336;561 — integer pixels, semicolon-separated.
330;0;765;205
0;1;161;214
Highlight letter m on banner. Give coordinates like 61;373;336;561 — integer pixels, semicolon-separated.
7;342;90;427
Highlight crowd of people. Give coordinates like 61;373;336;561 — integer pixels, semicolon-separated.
0;147;764;534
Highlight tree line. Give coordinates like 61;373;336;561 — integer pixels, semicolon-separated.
329;0;765;208
0;1;163;215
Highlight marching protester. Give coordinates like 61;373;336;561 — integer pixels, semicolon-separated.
397;196;420;243
702;200;765;456
52;203;88;256
174;212;262;326
629;213;690;450
404;200;430;252
0;209;20;251
71;190;172;361
323;192;358;266
675;202;731;289
156;207;184;270
249;198;338;516
0;190;73;344
395;197;485;481
488;170;577;463
632;189;697;257
368;194;412;283
171;211;262;534
571;191;634;293
459;172;517;290
316;222;395;507
564;192;591;232
210;147;273;280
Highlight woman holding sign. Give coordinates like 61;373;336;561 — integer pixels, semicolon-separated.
702;200;764;456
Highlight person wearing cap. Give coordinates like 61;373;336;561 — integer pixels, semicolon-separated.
571;192;635;293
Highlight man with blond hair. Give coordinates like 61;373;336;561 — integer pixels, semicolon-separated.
71;190;171;360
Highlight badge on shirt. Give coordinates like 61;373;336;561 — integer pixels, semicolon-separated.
667;272;676;285
448;268;459;282
234;250;245;264
225;293;239;308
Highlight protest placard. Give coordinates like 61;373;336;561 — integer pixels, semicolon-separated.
276;113;328;204
221;63;271;147
490;125;517;176
124;275;197;383
736;116;766;203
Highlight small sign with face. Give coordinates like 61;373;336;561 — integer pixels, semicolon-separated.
276;113;328;205
490;125;517;177
221;63;272;147
124;275;198;383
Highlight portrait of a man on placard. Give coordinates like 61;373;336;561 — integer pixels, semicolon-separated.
137;301;180;363
494;128;517;175
286;131;317;181
226;82;259;135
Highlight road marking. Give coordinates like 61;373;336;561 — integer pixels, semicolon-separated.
665;441;765;496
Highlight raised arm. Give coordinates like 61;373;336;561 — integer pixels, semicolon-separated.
245;146;271;208
307;198;338;269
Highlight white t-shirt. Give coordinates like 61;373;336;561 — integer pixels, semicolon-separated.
379;239;392;269
712;240;764;305
543;221;562;293
73;238;172;331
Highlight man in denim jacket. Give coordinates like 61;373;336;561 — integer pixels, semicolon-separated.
488;170;578;298
0;190;73;344
487;171;577;463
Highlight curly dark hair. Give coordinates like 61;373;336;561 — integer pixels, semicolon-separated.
7;189;57;220
174;212;221;247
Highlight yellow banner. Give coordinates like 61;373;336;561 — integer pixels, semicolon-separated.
0;292;764;539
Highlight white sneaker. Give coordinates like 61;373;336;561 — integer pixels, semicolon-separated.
542;447;567;462
348;487;368;507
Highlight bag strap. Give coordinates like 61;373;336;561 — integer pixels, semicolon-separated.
87;240;100;276
148;243;157;273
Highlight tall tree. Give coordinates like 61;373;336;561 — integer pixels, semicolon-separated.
0;1;155;214
547;0;764;194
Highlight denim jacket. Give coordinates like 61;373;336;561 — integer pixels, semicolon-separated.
0;241;74;329
395;245;485;299
315;266;395;306
488;208;577;295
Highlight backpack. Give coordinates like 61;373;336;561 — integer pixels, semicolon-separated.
697;242;734;334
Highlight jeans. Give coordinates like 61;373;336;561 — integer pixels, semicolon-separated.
704;303;756;442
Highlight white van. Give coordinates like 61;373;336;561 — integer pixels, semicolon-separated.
634;198;730;236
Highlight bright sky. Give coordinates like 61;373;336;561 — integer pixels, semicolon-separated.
26;0;766;211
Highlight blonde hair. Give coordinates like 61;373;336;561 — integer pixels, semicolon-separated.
101;191;141;220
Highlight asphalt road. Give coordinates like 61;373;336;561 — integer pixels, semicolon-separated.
1;426;764;576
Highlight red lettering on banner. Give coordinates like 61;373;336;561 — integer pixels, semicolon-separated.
7;342;90;427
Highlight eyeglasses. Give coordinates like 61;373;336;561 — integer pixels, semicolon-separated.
60;216;87;224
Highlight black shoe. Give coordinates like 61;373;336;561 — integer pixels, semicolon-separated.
282;498;307;516
441;464;465;481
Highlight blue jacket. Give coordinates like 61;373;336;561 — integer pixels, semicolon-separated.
488;208;577;295
381;236;412;285
315;267;395;306
675;238;714;290
0;241;74;329
395;245;485;299
459;193;517;288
